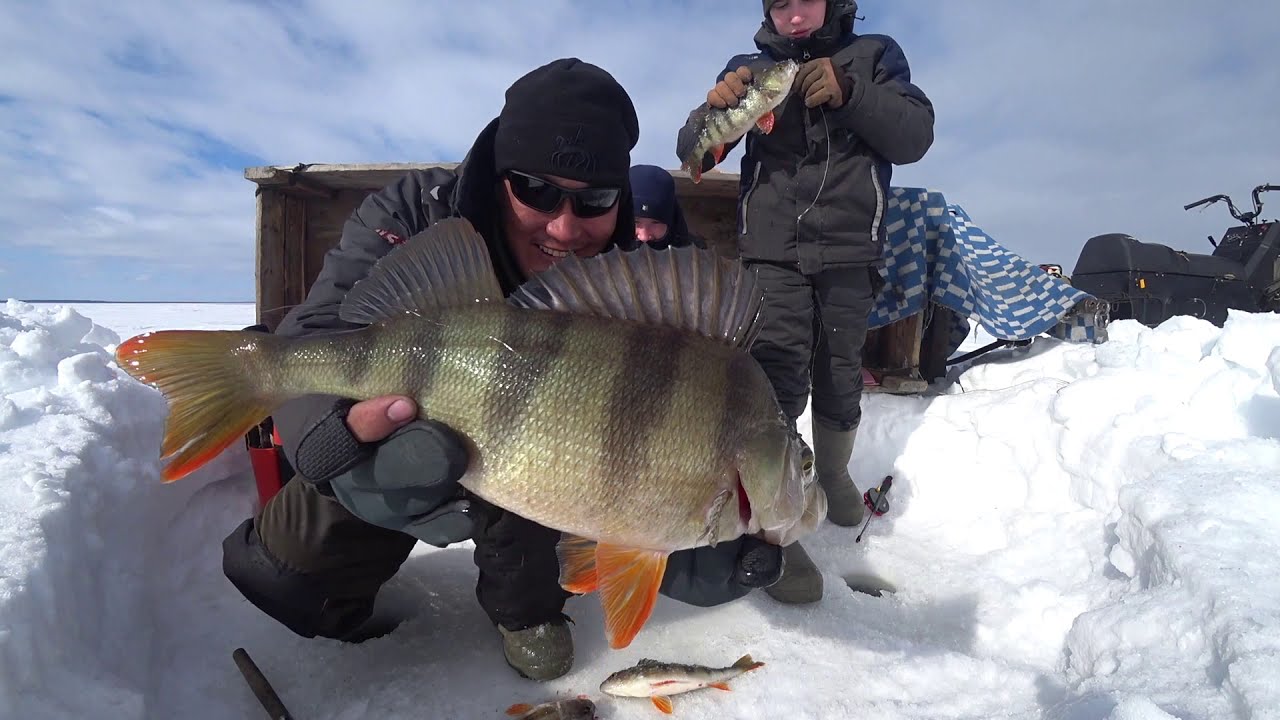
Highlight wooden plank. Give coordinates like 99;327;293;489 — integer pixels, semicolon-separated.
882;311;924;371
303;189;369;293
243;166;339;199
243;162;742;200
671;169;740;201
255;189;287;331
282;195;308;321
862;312;929;395
244;163;459;192
681;193;739;259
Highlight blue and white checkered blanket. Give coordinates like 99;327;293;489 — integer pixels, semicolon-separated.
870;187;1105;356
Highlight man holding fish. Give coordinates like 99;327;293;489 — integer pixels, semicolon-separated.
677;0;935;603
198;58;806;684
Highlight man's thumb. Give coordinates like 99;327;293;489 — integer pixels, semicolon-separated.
347;395;418;442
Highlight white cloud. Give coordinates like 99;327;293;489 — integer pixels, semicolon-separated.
0;0;1277;299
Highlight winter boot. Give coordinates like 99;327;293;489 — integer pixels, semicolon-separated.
763;541;823;604
498;619;574;681
813;423;864;527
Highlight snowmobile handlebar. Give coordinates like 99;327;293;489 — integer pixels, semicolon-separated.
1183;194;1230;212
1183;185;1276;225
1252;184;1277;219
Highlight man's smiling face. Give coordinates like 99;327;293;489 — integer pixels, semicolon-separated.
498;171;621;277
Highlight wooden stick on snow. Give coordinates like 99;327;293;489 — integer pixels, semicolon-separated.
233;647;296;720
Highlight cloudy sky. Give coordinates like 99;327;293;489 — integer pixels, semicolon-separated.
2;0;1277;301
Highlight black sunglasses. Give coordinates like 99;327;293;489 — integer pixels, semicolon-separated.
506;170;621;219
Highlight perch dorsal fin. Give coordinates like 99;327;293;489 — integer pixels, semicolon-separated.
339;217;504;325
508;244;765;349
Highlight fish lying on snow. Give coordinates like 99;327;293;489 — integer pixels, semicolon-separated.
505;695;597;720
113;217;827;650
680;59;799;183
600;654;765;714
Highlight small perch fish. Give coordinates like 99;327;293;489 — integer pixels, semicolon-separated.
680;60;800;183
505;695;597;720
599;654;766;714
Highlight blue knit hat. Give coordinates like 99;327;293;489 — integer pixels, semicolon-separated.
629;165;676;226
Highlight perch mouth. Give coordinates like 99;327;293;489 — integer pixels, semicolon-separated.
737;474;752;527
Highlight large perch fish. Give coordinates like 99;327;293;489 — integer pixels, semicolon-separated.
680;59;799;183
113;218;826;650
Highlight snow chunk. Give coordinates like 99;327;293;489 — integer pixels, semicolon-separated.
0;301;248;718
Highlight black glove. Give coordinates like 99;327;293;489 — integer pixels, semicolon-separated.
732;536;785;588
289;398;474;547
659;535;785;608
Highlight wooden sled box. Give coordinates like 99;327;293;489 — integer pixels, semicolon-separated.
244;163;949;395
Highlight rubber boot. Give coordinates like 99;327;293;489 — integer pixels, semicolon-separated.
813;423;864;527
763;542;823;604
498;620;574;681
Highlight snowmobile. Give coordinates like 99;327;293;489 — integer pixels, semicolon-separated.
1068;183;1279;328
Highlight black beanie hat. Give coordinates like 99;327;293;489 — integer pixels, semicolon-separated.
493;58;640;188
762;1;855;21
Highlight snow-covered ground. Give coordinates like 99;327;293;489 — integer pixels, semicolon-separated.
3;298;1279;719
35;302;258;340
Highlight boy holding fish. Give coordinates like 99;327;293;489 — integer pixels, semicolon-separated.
216;58;795;684
676;0;935;603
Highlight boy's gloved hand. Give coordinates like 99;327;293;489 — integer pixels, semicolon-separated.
797;58;852;109
708;66;754;108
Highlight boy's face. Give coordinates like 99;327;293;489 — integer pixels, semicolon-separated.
634;217;669;243
768;0;826;39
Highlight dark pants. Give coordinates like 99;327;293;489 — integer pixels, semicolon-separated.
746;261;879;431
221;478;571;641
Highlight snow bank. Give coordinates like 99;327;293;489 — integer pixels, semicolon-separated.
2;300;1279;719
0;300;249;718
1065;442;1280;718
803;310;1280;719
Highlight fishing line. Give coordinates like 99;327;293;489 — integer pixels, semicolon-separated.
795;105;830;225
951;376;1070;396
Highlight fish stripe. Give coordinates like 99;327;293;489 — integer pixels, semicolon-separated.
269;324;379;398
399;315;447;401
337;324;379;389
603;324;682;485
684;343;736;544
718;352;759;457
632;333;701;506
483;308;572;461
